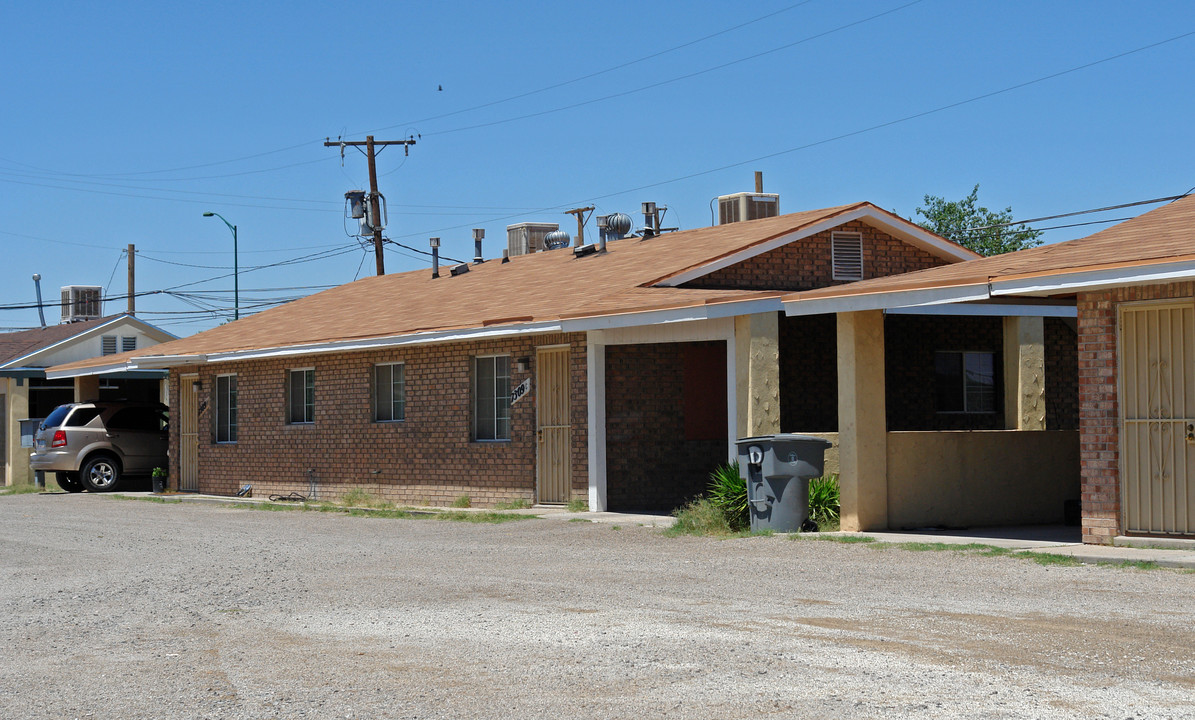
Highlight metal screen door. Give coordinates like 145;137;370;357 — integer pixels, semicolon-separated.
1120;303;1195;536
536;346;571;504
179;375;200;493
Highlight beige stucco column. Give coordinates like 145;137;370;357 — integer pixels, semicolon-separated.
4;378;31;486
1002;316;1046;430
734;313;780;438
837;310;888;531
75;375;100;403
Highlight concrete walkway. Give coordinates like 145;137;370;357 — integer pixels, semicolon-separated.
817;525;1195;569
105;490;1195;569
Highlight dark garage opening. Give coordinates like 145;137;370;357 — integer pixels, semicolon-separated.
605;341;728;512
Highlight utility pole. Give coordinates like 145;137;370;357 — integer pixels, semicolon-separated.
127;243;135;315
324;135;417;276
564;206;594;247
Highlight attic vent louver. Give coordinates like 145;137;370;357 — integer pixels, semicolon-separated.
831;232;863;281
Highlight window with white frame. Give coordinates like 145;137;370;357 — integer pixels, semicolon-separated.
934;351;997;413
473;355;510;441
215;374;237;443
374;362;405;422
831;231;864;281
287;368;315;424
101;335;117;355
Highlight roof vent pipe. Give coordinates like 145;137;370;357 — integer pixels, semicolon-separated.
596;214;609;253
502;249;510;264
32;273;46;327
755;171;763;193
430;237;440;278
641;202;657;239
472;228;485;264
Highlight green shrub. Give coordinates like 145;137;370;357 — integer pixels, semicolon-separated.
808;474;840;528
707;461;748;531
566;498;588;513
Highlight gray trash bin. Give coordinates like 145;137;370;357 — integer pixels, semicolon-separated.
736;434;833;532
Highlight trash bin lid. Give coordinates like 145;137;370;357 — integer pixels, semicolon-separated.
736;434;833;449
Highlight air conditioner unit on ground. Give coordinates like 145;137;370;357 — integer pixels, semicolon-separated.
718;192;780;225
61;285;103;323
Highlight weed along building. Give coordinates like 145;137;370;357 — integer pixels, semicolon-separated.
51;199;1094;526
781;195;1195;545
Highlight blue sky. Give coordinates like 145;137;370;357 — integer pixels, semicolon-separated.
2;1;1193;334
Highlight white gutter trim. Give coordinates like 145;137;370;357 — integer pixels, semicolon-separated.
560;297;783;331
783;285;991;316
183;321;565;365
885;303;1077;318
990;261;1195;297
45;362;131;379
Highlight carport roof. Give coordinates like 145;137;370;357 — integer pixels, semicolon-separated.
782;194;1195;315
49;201;975;376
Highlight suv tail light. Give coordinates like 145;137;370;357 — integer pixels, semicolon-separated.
51;430;68;448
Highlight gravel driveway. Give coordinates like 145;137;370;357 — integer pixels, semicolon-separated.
1;494;1192;719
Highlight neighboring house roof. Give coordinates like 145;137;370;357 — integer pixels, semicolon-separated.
48;202;974;377
783;194;1195;316
0;315;177;372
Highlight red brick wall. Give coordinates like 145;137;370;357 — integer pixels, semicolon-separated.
682;220;949;291
779;313;839;432
1078;282;1195;544
167;333;588;507
1045;318;1079;432
604;342;728;512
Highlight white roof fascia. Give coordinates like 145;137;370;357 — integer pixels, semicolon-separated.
990;261;1195;297
561;297;783;332
658;207;977;288
199;321;564;364
885;303;1076;318
784;285;991;317
3;315;178;370
46;360;173;379
0;317;128;370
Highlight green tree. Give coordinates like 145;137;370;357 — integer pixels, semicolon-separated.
913;184;1042;256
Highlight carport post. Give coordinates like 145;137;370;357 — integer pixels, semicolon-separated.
586;339;607;512
74;375;99;403
836;310;888;531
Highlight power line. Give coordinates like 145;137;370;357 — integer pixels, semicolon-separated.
966;194;1190;231
423;1;924;137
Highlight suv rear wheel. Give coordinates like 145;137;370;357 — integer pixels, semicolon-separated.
54;472;85;493
80;455;122;492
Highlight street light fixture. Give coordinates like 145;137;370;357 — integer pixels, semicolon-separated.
202;212;239;320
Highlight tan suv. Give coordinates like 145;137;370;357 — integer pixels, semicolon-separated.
30;402;169;493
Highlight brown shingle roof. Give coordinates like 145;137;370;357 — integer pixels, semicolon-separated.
52;202;972;372
0;316;119;367
783;194;1195;305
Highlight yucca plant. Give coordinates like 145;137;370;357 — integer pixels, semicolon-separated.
807;474;840;528
707;461;748;531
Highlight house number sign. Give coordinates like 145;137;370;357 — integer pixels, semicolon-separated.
510;378;532;405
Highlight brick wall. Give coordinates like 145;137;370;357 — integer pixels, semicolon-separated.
885;315;1006;431
1045;318;1078;431
167;332;588;507
779;313;838;432
604;342;727;512
1077;282;1195;544
682;220;949;291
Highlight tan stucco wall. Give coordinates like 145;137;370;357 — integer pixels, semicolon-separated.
734;313;780;438
3;378;31;486
837;311;887;531
886;430;1080;529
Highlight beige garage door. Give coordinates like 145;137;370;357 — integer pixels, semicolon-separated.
1120;303;1195;536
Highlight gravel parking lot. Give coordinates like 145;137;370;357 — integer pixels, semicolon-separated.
1;494;1192;720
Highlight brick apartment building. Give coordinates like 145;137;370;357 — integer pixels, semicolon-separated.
52;200;1096;536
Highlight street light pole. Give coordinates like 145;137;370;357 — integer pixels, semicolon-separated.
202;212;239;320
